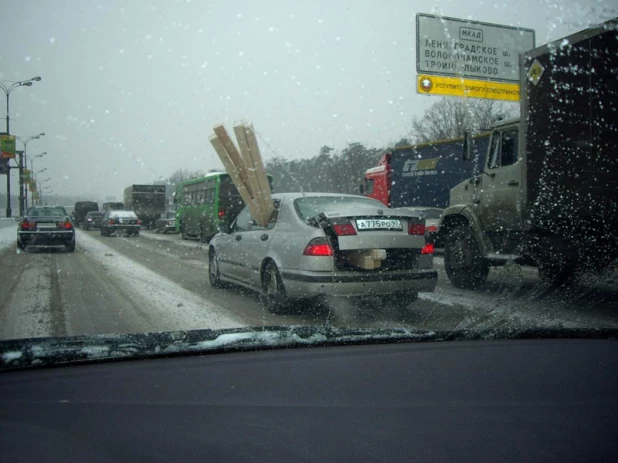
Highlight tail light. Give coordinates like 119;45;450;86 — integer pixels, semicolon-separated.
108;219;115;225
137;220;142;225
408;222;425;235
426;225;438;233
21;221;35;230
303;237;334;256
59;221;73;230
330;219;357;236
421;243;435;255
218;209;225;220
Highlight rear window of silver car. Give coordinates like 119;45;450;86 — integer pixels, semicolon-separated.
294;196;384;221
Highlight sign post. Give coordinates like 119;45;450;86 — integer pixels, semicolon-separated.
416;13;535;100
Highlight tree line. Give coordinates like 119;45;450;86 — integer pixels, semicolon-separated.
162;98;517;195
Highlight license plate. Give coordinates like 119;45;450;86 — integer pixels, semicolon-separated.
38;224;56;229
356;219;403;231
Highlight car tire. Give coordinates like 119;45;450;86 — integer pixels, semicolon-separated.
181;224;188;240
209;250;225;288
444;225;489;289
66;241;76;252
17;240;26;251
155;227;160;233
261;261;289;314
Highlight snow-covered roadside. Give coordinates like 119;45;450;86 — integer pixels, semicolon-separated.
140;230;208;250
77;230;247;331
0;219;16;250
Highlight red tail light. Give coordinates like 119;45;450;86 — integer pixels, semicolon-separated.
421;243;435;255
333;223;357;236
303;237;334;256
108;219;115;225
136;220;142;225
60;221;73;230
408;223;425;235
426;225;438;233
21;221;35;230
330;219;357;236
218;209;225;219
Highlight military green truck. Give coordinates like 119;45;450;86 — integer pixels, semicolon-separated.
436;19;618;287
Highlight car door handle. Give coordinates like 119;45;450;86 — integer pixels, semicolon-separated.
261;234;269;241
508;180;519;186
235;235;242;241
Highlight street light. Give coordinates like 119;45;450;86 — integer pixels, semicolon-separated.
35;177;51;206
0;76;42;134
29;151;47;171
17;133;45;210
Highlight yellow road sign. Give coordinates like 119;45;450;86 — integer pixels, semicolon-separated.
417;75;520;101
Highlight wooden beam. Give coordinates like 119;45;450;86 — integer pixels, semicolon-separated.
234;125;271;226
243;125;273;221
209;134;256;220
213;125;254;198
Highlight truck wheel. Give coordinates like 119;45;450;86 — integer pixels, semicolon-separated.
180;224;188;240
444;226;489;289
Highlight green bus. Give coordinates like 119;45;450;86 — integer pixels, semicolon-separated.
173;172;273;242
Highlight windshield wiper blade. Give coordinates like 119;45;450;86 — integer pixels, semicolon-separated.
1;326;617;371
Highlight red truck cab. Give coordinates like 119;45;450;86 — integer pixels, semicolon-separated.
361;152;391;207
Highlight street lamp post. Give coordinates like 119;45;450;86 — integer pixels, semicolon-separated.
32;168;47;206
1;77;42;217
17;133;45;210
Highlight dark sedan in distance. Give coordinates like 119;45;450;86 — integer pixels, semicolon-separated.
154;211;177;234
17;206;76;252
100;210;141;237
83;211;105;230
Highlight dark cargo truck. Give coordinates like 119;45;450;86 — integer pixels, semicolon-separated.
361;135;489;209
72;201;99;227
123;185;166;229
102;202;124;212
437;19;618;286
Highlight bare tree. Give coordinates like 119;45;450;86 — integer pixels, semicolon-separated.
411;98;519;143
167;168;206;186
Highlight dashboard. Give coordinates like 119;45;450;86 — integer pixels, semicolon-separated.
1;338;617;462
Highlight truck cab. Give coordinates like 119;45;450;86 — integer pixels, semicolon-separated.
436;20;618;288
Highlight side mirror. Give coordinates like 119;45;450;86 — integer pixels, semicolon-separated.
359;182;365;195
218;223;231;234
462;131;472;162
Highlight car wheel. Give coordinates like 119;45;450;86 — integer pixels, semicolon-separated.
209;250;225;288
155;227;160;233
17;240;26;251
444;225;489;289
181;224;188;240
66;241;76;252
262;261;289;314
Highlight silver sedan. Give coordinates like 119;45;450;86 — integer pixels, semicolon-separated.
208;193;437;313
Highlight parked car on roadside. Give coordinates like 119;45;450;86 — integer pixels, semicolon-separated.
208;193;437;313
16;206;75;252
83;211;105;231
154;211;177;234
100;210;141;237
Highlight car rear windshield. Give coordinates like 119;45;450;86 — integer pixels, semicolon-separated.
87;212;105;217
294;196;384;221
111;211;138;218
28;207;67;217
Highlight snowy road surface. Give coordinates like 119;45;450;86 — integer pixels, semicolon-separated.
0;226;617;341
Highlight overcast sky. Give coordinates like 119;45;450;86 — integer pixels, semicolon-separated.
1;0;615;200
